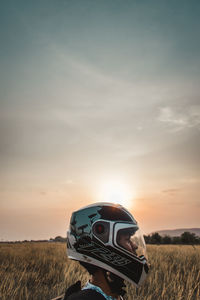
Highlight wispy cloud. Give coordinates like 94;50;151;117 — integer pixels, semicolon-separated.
158;106;200;132
162;188;180;195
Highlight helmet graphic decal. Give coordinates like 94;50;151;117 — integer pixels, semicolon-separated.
76;239;131;266
70;206;101;239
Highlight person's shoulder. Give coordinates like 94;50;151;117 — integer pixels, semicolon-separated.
67;289;106;300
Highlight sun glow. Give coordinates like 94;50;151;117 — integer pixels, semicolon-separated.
96;180;134;209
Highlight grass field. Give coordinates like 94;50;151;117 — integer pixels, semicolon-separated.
0;242;199;300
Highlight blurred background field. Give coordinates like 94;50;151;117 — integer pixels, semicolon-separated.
0;242;199;300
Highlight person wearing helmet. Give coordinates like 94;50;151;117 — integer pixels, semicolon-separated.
62;202;149;300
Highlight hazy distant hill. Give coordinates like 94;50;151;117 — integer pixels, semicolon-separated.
154;228;200;237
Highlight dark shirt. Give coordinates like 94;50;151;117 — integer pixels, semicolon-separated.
66;289;106;300
61;281;106;300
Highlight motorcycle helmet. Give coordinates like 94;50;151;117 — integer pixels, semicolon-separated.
67;202;149;287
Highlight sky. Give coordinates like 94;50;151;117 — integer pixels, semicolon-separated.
0;0;200;241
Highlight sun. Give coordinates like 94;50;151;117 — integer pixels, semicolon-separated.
96;180;134;209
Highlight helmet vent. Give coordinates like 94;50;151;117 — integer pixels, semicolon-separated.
95;224;105;234
92;221;110;243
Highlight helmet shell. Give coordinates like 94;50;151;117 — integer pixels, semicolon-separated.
67;202;149;287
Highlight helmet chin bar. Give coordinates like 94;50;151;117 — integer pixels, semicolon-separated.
67;246;148;287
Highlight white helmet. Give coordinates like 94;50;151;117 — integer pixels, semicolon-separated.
67;202;149;287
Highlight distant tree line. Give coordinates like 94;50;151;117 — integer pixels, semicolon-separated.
1;232;199;244
49;236;67;243
144;232;200;245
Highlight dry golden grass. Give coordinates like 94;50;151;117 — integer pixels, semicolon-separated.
0;243;199;300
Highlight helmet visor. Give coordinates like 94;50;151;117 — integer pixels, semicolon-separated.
114;223;147;259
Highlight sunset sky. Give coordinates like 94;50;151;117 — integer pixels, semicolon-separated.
1;0;200;241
